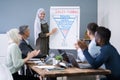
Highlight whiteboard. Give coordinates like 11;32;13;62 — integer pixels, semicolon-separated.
50;6;80;49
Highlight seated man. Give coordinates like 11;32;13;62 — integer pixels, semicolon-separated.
19;25;39;77
19;25;42;59
19;25;56;80
19;25;34;58
78;27;120;80
75;23;101;62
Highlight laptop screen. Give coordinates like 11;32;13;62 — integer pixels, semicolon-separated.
61;51;92;69
61;51;80;68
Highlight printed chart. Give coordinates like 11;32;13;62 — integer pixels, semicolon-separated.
50;6;80;49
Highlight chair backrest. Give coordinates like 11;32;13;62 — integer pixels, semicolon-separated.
0;64;13;80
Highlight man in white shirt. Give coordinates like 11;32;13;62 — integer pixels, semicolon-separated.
87;23;101;58
75;23;100;62
75;43;86;62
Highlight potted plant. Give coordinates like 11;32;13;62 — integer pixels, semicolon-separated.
55;55;63;61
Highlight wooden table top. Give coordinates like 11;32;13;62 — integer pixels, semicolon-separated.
27;63;111;77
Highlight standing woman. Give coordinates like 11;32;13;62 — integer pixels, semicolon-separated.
34;8;57;58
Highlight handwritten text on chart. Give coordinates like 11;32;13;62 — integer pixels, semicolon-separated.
54;9;79;14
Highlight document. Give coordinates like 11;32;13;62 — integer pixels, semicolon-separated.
34;65;55;69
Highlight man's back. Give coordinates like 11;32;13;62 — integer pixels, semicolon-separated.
84;43;120;80
103;43;120;79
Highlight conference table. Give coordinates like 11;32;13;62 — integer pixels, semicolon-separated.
27;61;111;80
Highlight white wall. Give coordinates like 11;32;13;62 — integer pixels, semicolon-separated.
98;0;109;27
0;34;8;64
98;0;120;53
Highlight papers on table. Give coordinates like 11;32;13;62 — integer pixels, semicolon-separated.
29;58;44;65
34;65;65;71
76;59;81;63
34;65;55;69
33;61;43;64
29;58;40;61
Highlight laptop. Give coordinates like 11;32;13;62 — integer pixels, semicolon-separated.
61;51;92;69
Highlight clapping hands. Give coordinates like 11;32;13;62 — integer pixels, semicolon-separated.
27;50;40;60
77;40;88;51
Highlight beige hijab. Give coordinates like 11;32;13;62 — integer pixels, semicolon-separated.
34;8;47;45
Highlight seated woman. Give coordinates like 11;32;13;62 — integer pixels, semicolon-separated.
6;28;40;80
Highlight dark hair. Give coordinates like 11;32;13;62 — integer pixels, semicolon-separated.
96;26;111;44
87;23;98;35
19;25;29;35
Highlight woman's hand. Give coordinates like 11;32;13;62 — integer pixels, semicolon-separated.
30;50;40;57
51;28;57;34
46;28;57;37
24;50;40;63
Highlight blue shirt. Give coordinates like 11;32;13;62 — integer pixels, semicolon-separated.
83;43;120;80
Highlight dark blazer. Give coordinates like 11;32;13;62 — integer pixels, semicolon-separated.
19;39;34;58
83;43;120;80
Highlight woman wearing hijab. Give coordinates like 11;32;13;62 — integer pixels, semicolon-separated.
34;8;57;58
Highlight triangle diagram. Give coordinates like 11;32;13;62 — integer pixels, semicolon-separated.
53;15;76;39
